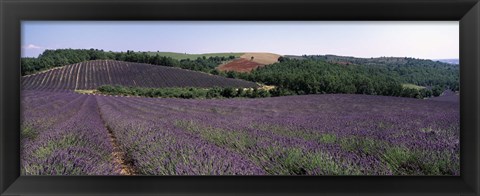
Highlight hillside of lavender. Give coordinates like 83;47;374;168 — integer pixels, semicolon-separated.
21;88;459;175
22;60;257;91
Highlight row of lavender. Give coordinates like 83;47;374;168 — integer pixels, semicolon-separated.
96;93;459;175
21;90;459;175
21;90;119;175
21;60;257;91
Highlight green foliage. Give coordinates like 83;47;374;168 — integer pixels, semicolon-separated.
380;146;457;175
21;126;37;140
33;134;87;159
431;85;444;96
319;133;337;143
298;55;459;91
419;88;433;98
176;120;256;151
402;83;425;90
247;59;406;97
268;87;295;97
382;146;417;174
221;87;237;98
238;58;455;99
339;136;385;155
226;71;238;78
97;85;272;99
269;148;361;175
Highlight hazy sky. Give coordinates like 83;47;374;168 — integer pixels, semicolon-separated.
22;21;459;59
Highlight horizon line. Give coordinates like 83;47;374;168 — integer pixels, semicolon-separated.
21;48;460;60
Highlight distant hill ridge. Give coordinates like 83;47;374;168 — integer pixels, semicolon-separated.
21;60;257;91
434;59;459;65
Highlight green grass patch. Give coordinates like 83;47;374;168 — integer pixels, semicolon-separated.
270;148;361;175
33;134;87;159
175;120;256;151
253;124;318;140
381;146;459;175
21;126;37;140
253;124;340;145
377;122;394;129
176;121;365;175
339;136;385;155
402;83;426;90
381;146;421;175
22;161;84;175
319;133;337;143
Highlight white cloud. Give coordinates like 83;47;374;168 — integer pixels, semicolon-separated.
23;44;42;49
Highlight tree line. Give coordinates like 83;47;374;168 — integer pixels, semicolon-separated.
97;85;272;99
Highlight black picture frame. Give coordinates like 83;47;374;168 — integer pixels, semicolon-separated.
1;0;479;195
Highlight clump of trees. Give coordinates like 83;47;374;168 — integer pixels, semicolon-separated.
97;85;272;99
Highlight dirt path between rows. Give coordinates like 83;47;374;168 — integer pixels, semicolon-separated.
94;96;137;175
106;125;137;175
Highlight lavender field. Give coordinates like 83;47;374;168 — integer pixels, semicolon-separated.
21;89;459;175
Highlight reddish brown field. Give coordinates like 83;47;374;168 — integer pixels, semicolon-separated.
217;52;282;72
217;58;263;73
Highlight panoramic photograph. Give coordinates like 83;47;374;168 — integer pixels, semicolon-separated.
20;21;459;176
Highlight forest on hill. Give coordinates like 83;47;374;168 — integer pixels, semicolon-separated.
226;58;449;99
283;55;459;89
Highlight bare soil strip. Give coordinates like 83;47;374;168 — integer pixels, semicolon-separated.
75;62;81;90
106;60;112;83
95;98;137;175
106;125;137;175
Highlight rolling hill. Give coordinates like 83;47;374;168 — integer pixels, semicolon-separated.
21;60;257;91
